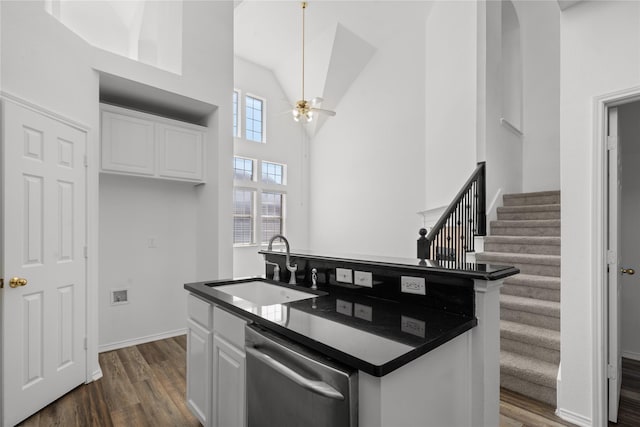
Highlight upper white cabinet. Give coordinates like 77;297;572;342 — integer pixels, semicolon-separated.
101;104;206;183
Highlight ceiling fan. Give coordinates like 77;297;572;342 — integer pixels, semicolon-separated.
292;2;336;123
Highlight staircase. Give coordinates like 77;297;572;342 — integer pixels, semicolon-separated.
475;190;560;406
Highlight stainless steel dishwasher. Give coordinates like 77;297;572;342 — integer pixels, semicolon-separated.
245;324;358;427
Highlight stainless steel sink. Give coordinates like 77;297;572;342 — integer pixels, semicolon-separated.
214;281;316;306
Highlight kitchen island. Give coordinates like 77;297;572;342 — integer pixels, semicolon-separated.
184;250;518;427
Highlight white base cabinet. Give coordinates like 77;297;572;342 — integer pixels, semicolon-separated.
186;294;247;427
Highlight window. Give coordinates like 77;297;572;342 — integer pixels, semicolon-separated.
234;157;254;181
261;161;284;185
245;95;264;142
261;192;283;244
233;90;240;137
233;189;255;244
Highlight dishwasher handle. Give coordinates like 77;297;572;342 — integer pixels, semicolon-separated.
246;346;345;401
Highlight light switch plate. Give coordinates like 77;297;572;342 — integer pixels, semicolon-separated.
336;268;353;283
354;271;373;287
401;276;426;295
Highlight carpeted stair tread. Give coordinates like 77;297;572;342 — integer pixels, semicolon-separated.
498;204;561;213
500;320;560;351
500;294;560;318
503;191;561;207
484;236;561;255
476;252;560;266
484;236;560;245
503;274;560;290
491;219;561;228
497;204;561;220
500;351;558;389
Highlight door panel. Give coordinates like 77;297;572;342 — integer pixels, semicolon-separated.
2;99;87;426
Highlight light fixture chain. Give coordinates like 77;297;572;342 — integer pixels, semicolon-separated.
301;1;306;101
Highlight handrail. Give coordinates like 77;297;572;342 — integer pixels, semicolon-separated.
417;162;486;265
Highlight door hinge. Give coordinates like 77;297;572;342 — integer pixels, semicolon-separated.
0;278;3;288
83;155;88;167
608;136;619;151
607;250;616;264
84;246;88;259
84;337;88;350
608;363;617;380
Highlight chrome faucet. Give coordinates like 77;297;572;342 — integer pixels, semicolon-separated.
267;234;298;285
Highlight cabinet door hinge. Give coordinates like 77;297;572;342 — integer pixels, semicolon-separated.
608;364;617;380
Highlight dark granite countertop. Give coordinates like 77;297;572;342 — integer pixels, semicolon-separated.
185;277;478;377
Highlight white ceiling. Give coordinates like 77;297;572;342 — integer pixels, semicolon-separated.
234;1;433;127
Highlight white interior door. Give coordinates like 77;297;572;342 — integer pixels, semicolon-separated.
1;99;87;426
608;106;622;423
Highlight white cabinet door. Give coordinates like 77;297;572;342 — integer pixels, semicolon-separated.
101;110;155;176
157;123;204;181
212;335;246;427
187;319;212;426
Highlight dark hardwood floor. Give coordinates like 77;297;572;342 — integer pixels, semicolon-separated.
16;336;640;427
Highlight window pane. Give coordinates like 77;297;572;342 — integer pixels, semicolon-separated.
261;192;283;244
261;161;283;184
245;95;263;142
234;157;253;181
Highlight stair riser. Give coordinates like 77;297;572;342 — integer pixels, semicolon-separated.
503;195;560;207
484;242;560;255
503;276;560;291
491;226;560;237
500;374;557;406
501;284;560;302
498;211;560;220
501;308;560;331
510;263;560;277
501;338;560;365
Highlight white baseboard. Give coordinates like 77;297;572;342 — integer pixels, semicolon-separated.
555;408;592;427
622;350;640;361
486;188;503;224
98;328;187;353
88;368;103;383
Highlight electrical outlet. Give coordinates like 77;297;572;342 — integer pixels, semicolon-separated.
354;271;373;287
336;268;353;283
401;276;426;295
111;289;129;305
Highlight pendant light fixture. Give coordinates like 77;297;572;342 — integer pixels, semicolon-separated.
292;1;336;123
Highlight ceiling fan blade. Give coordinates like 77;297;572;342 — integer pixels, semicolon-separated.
310;97;324;107
311;107;336;117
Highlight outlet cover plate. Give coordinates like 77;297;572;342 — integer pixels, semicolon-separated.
336;268;353;284
354;271;373;288
401;276;426;295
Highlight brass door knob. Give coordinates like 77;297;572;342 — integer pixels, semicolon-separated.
9;277;27;288
621;268;635;275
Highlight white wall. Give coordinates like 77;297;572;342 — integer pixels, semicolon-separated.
513;1;561;193
620;101;640;360
424;0;478;211
1;0;233;374
559;1;640;424
233;56;310;278
309;21;427;258
98;174;197;349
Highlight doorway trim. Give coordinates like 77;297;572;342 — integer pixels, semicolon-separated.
593;85;640;427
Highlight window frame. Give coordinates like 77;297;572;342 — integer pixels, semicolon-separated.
245;93;267;143
260;191;286;245
260;160;287;186
232;188;256;246
233;89;242;138
233;156;256;182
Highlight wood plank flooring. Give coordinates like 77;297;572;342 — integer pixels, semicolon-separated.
15;336;640;427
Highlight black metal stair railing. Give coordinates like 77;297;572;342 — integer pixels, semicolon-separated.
417;162;486;265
